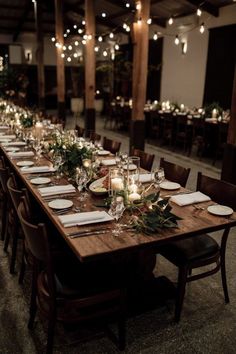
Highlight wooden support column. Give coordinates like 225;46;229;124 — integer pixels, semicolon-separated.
221;63;236;184
130;0;150;151
84;0;96;135
34;0;45;111
55;0;66;121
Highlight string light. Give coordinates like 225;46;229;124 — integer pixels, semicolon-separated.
147;18;152;25
200;23;205;34
64;34;67;38
94;46;99;52
175;35;180;45
115;44;120;50
73;53;78;58
82;20;85;25
51;37;55;42
87;34;92;40
153;32;158;40
78;29;83;34
103;50;108;57
66;29;70;33
74;41;79;46
101;12;106;18
137;18;142;25
109;32;114;39
68;45;72;50
82;39;86;45
126;26;130;32
123;23;127;29
136;2;141;10
98;36;103;42
61;53;65;58
63;45;66;50
168;16;173;25
197;8;202;16
126;2;130;7
73;25;77;29
67;57;71;62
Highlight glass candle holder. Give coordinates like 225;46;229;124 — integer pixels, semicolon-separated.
109;168;124;196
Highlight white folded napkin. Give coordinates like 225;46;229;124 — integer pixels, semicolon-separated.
2;141;26;146
0;126;9;129
170;191;211;206
58;210;109;227
39;184;76;197
101;159;116;166
98;150;110;155
21;165;55;174
9;151;34;158
133;173;153;183
0;135;16;139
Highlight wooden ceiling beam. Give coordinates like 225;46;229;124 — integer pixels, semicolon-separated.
13;0;33;41
186;0;219;17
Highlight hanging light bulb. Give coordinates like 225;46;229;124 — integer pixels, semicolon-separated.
64;33;67;38
94;46;99;52
68;45;73;51
73;25;77;29
67;57;71;62
123;23;127;29
83;34;88;40
87;34;92;40
175;35;180;45
200;23;205;34
82;20;86;25
78;29;83;34
109;32;114;39
147;18;152;25
136;2;141;10
126;25;130;32
153;32;158;41
126;2;130;7
98;36;103;42
61;53;65;58
82;39;86;45
115;44;120;50
66;29;70;33
74;41;79;46
63;45;66;50
73;53;78;58
51;37;56;42
168;16;173;25
197;8;202;16
103;50;108;57
101;12;106;17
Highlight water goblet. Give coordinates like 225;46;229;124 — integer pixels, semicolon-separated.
52;152;62;181
108;196;125;236
75;167;90;203
153;167;165;190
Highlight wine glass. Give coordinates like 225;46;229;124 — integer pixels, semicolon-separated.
108;196;125;236
75;167;90;203
52;152;62;181
153;167;165;190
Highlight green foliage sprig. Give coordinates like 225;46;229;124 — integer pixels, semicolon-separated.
20;113;34;128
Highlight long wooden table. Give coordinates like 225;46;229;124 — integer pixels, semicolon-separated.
1;138;236;265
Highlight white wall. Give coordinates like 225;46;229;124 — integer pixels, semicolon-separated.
160;4;236;108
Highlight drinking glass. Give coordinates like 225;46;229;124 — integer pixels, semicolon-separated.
108;196;125;236
75;167;90;203
33;139;42;165
153;167;165;190
52;152;62;180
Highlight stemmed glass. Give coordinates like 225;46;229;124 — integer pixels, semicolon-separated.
108;196;125;236
75;167;90;203
153;167;165;190
33;139;42;165
52;152;62;181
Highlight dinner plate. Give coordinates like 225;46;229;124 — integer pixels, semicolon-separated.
123;164;137;171
30;177;51;185
160;181;181;190
207;205;233;216
5;147;20;152
16;160;34;167
48;199;73;210
89;176;108;195
97;150;110;156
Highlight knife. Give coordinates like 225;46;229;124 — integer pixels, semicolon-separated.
69;229;109;238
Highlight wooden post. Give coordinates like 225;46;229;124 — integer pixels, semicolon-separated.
34;0;45;111
55;0;66;122
221;63;236;183
84;0;96;135
130;0;150;151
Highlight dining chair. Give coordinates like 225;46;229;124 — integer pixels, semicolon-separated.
103;137;121;154
17;197;126;354
130;148;155;172
174;114;192;153
75;124;85;137
88;130;101;143
0;166;10;241
158;172;236;322
159;158;190;187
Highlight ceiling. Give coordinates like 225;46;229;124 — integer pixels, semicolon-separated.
0;0;234;41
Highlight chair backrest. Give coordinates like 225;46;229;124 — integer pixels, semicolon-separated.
18;197;56;296
197;172;236;210
75;125;85;137
89;131;101;143
0;166;10;194
130;148;155;172
103;137;121;154
7;175;23;212
159;158;190;187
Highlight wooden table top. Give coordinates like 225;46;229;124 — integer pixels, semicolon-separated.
1;136;236;263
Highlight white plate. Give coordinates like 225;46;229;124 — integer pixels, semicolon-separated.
48;199;73;210
123;164;137;171
89;176;108;195
30;177;51;185
5;147;20;152
207;205;233;216
98;150;110;156
16;160;34;167
160;181;181;190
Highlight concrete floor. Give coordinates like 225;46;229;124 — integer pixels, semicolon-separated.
0;113;235;354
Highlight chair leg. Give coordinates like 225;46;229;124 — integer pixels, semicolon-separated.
28;263;38;330
221;255;229;303
175;266;188;322
10;224;18;274
1;199;7;241
19;244;26;284
46;309;56;354
3;212;10;252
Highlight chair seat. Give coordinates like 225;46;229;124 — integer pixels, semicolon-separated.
159;234;219;266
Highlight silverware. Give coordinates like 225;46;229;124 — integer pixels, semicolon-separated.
42;193;76;201
70;229;109;238
68;227;112;237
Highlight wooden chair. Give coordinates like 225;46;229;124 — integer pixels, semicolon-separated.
131;148;155;172
0;166;10;241
88;130;101;143
17;197;126;354
75;125;85;137
174;114;192;153
103;137;121;154
159;158;190;187
158;173;236;322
